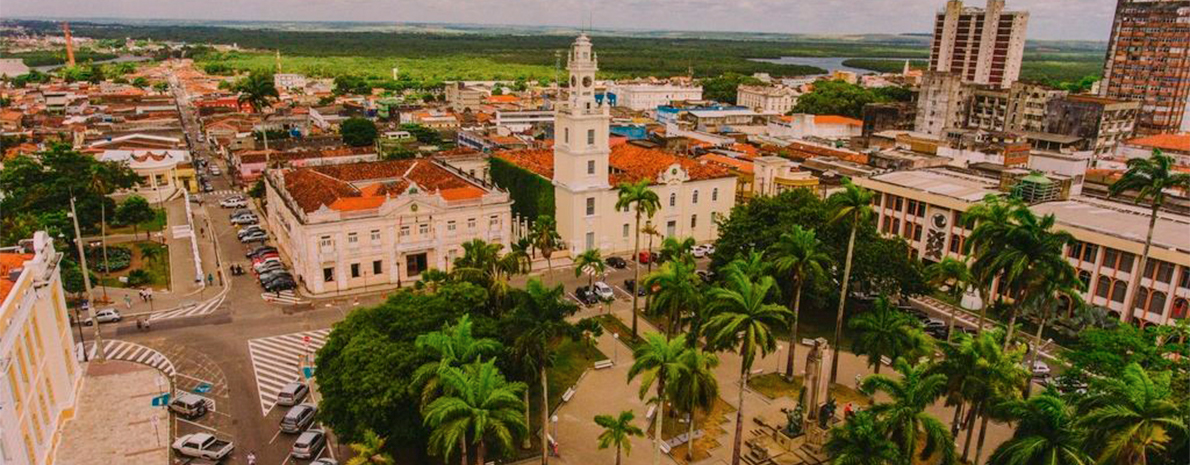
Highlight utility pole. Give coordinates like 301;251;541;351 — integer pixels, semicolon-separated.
70;196;106;361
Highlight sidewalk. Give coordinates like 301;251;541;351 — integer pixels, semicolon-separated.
55;361;170;465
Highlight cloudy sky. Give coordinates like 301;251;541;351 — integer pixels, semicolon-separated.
9;0;1116;41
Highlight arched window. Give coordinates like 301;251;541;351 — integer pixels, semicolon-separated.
1078;270;1092;289
1172;298;1189;320
1134;287;1150;309
1111;280;1128;304
1149;291;1167;316
1096;276;1112;299
669;193;676;207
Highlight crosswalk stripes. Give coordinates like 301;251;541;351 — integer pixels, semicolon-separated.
247;329;331;416
198;189;241;198
147;285;229;321
75;340;176;377
261;290;304;305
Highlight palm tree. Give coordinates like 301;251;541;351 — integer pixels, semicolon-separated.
825;411;902;465
530;215;562;283
826;177;874;384
704;269;791;465
137;242;164;265
573;248;605;289
643;258;701;337
724;248;768;282
412;315;503;406
957;330;1029;464
769;226;831;380
627;333;690;465
659;236;696;265
345;430;394;465
510;279;579;465
617;180;661;338
1109;150;1190;323
594;410;646;465
963;195;1020;334
860;359;956;465
668;347;720;461
234;72;279;113
1022;268;1083;398
454;239;522;313
423;361;528;465
850;296;931;375
987;391;1091;465
1077;363;1187;465
925;257;973;342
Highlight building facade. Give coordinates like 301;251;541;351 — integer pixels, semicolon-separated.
736;85;799;114
264;159;512;295
1100;0;1190;134
855;168;1190;327
928;0;1029;88
607;83;703;111
0;232;82;465
916;71;974;136
1043;95;1140;160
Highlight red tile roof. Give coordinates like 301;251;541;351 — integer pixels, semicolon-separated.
495;144;733;186
283;159;483;213
1126;133;1190;153
701;154;754;174
0;253;33;302
814;115;863;126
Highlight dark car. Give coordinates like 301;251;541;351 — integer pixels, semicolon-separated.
264;279;297;292
261;272;294;286
623;279;648;297
574;286;599;306
606;256;627;269
247;246;278;259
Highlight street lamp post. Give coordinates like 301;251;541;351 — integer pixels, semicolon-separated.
70;196;105;361
612;333;619;364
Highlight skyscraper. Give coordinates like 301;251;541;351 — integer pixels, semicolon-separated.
1100;0;1190;135
928;0;1030;89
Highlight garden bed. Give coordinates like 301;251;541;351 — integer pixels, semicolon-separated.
95;241;170;289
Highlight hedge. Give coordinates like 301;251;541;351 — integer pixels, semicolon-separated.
489;156;555;221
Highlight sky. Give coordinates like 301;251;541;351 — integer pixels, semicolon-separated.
7;0;1117;41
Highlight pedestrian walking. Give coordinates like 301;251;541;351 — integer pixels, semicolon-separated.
123;294;132;309
855;373;863;388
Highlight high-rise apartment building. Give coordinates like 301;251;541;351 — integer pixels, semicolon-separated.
929;0;1030;89
1100;0;1190;135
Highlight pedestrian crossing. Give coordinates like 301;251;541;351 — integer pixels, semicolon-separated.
197;189;241;198
148;285;228;321
261;290;304;305
247;329;331;416
76;340;176;377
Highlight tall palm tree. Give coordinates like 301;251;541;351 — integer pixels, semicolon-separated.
958;330;1029;464
412;315;503;407
925;257;973;342
849;296;931;375
594;410;646;465
627;333;691;465
668;347;720;461
617;180;661;338
530;215;561;283
1077;363;1187;465
723;248;768;282
1022;268;1084;398
510;279;578;465
1108;150;1190;323
704;268;791;465
345;430;395;465
643;258;701;337
234;72;279;113
963;195;1021;334
659;236;696;265
454;239;522;313
824;411;902;465
934;332;978;438
860;359;957;465
423;361;528;465
573;248;605;289
769;226;831;380
987;391;1091;465
826;177;874;384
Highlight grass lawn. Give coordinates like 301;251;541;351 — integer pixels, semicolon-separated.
516;337;607;460
662;398;736;465
107;209;167;237
96;241;170;290
594;314;644;350
749;373;804;400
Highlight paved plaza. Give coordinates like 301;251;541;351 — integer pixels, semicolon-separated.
56;361;170;465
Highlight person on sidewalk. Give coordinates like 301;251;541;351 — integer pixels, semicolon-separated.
123;294;132;309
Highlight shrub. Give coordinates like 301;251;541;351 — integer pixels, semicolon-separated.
126;269;151;286
87;245;132;272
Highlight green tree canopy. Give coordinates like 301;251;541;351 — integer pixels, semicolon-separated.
700;72;764;104
792;80;911;118
115;195;157;240
340;117;379;147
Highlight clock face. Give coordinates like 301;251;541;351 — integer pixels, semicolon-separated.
582;76;592;88
932;213;947;229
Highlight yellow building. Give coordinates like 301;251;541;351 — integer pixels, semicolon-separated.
0;232;82;464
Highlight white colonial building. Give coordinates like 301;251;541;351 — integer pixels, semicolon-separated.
497;35;736;255
608;82;703;111
264;159;512;295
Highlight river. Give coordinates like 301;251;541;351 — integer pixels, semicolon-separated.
34;55;153;72
750;56;921;76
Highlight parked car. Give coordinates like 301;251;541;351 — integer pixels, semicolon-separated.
209;165;221;176
623;279;648;296
311;459;338;465
231;215;259;226
574;286;598;306
605;256;627;269
280;403;317;433
264;279;297;293
172;433;234;461
246;246;277;258
250;251;278;262
291;428;326;459
240;233;267;244
1030;360;1051;378
168;393;209;419
253;257;282;272
201;183;214;193
276;382;310;407
84;308;121;326
229;209;252;219
255;263;286;277
259;271;292;285
692;244;709;258
637;251;652;264
237;226;265;239
220;197;247;208
592;281;615;300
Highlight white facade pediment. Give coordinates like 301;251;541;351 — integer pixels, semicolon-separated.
658;164;690;184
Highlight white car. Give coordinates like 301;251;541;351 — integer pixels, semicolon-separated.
692;245;708;258
209;166;222;176
84;308;121;326
592;281;615;300
220;197;247;208
1030;360;1051;378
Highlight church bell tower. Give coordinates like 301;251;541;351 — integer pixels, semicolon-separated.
552;34;611;192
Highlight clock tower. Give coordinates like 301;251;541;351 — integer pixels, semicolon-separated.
552;34;611;192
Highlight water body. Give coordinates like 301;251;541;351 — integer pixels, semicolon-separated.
750;56;921;76
34;55;152;72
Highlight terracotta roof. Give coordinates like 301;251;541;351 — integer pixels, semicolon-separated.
814;115;862;126
785;141;868;165
495;144;733;186
0;253;33;302
1126;133;1190;153
486;95;520;103
283;159;482;213
701;154;754;174
240;146;374;165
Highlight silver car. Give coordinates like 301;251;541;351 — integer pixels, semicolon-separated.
84;308;122;326
291;428;326;459
276;382;309;407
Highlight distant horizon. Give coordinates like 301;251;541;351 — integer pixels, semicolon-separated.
3;0;1117;42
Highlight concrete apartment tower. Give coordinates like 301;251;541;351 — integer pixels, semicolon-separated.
1100;0;1190;135
553;34;612;252
928;0;1029;89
